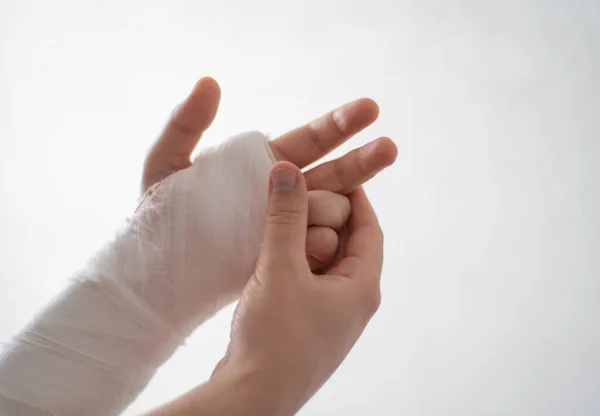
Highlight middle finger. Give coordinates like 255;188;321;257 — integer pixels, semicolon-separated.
304;137;398;194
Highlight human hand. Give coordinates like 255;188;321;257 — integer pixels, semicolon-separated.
150;161;384;415
141;77;396;272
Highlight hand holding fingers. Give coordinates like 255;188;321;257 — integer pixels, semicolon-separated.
328;186;384;282
203;170;387;416
305;191;349;271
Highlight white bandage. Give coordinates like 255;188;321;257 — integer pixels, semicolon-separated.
0;132;276;416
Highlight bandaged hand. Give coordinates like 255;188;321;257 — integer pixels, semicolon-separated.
0;77;397;416
135;77;395;332
143;77;396;272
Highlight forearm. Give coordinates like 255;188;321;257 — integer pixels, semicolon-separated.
0;132;275;416
0;278;179;415
149;364;299;416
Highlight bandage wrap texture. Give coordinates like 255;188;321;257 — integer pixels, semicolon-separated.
0;132;276;416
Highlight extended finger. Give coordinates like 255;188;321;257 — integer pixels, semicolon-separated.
142;77;221;191
304;137;397;194
269;98;379;168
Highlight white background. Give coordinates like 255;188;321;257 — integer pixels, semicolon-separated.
1;0;599;414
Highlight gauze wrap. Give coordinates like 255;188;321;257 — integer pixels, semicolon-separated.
0;131;276;416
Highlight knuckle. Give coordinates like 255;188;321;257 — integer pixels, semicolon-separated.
309;191;349;227
337;196;351;223
267;208;302;226
354;149;369;176
307;123;330;153
169;116;197;137
326;193;350;225
333;158;348;192
330;111;346;138
322;227;339;247
306;227;338;259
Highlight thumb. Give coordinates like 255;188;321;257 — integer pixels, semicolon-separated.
261;161;309;265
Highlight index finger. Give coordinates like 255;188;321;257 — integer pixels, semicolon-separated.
269;98;379;168
328;187;384;280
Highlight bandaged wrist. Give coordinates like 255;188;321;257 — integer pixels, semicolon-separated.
0;131;276;416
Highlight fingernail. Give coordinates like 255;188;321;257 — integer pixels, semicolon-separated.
272;168;297;191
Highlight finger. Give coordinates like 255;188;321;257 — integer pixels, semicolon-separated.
269;98;379;168
304;137;397;194
306;226;339;271
142;77;221;190
328;187;383;280
153;77;221;158
260;162;309;266
307;191;351;230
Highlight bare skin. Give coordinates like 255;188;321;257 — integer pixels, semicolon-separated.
141;78;394;414
141;77;397;271
151;163;386;415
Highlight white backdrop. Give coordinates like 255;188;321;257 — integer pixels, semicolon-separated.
1;0;599;414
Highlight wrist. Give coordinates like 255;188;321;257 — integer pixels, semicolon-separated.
201;366;282;415
149;360;297;416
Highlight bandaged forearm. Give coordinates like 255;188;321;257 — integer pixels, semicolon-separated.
0;132;275;416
